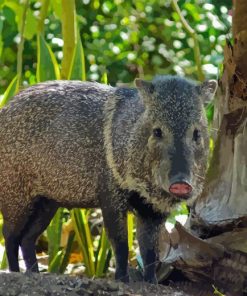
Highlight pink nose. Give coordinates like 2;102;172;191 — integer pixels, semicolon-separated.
169;182;192;196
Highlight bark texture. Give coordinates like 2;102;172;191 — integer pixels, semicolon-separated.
159;1;247;295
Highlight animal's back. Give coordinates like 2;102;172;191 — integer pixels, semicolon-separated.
0;80;114;212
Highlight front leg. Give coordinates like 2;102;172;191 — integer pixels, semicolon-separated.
136;215;164;283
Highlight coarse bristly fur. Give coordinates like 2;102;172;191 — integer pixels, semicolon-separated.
0;75;217;282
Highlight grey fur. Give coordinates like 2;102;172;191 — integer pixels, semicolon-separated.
0;76;217;281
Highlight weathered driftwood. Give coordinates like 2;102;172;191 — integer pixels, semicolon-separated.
159;1;247;294
159;223;247;294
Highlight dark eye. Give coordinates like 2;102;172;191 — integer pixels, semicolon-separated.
153;128;162;138
193;129;201;142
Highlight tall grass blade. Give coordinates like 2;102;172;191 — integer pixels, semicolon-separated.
36;34;60;82
206;103;214;123
0;75;19;107
71;209;95;276
47;208;63;265
0;13;3;57
48;250;63;272
0;249;7;270
127;213;134;251
69;32;86;81
101;72;108;84
95;227;111;277
61;0;76;79
59;230;75;273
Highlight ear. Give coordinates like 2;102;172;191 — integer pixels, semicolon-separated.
134;78;154;94
199;80;218;105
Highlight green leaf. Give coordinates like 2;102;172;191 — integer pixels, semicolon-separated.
4;1;23;31
0;14;2;33
0;249;7;270
206;103;214;123
213;285;225;296
69;33;86;81
51;0;62;18
47;208;63;265
101;72;108;84
0;0;5;8
36;34;60;82
71;209;95;276
24;8;37;40
0;75;19;108
0;14;3;57
59;231;75;273
95;227;111;277
127;213;134;250
48;250;63;273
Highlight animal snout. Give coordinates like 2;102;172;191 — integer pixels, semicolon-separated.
169;182;192;197
169;174;192;197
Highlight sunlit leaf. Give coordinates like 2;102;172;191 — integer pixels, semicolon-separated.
51;0;62;18
36;34;60;82
69;33;86;81
127;213;134;251
101;72;108;84
24;8;37;40
0;14;3;57
0;249;7;270
48;250;63;273
59;231;75;273
47;208;63;265
0;0;5;8
71;209;95;276
0;75;19;107
4;1;23;31
206;103;214;122
95;228;111;277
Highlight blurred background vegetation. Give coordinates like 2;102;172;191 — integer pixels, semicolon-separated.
0;0;231;281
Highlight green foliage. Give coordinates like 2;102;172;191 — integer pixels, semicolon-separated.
206;103;214;123
48;230;75;273
71;209;96;276
69;33;86;81
166;202;189;224
95;228;111;277
0;249;7;270
213;285;225;296
0;13;3;57
46;208;113;276
0;75;19;107
47;208;64;266
37;34;60;82
127;213;135;251
58;230;75;273
0;0;231;93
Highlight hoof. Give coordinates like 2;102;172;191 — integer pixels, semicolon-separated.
143;275;158;284
115;273;129;283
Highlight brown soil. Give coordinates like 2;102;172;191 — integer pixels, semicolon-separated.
0;272;214;296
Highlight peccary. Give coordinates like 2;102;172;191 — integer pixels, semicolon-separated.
0;76;217;282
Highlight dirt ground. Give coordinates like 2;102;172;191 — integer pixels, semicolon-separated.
0;272;216;296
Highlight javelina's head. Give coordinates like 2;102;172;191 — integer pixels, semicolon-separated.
127;75;217;207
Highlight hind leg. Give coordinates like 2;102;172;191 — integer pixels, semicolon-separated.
20;198;58;272
2;222;21;272
2;203;31;272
